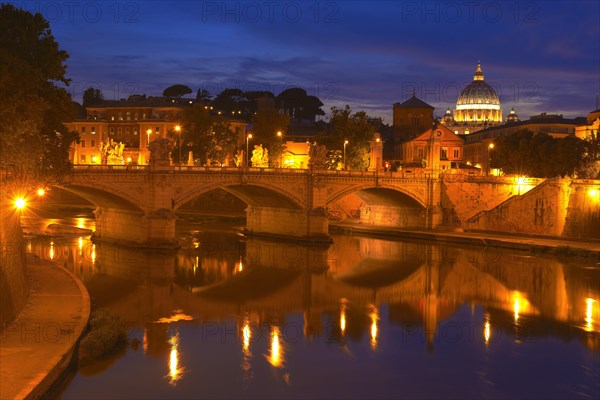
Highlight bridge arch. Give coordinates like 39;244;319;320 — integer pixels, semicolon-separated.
174;182;304;211
53;184;145;213
327;184;427;209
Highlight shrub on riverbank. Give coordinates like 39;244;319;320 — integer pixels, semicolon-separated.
78;309;127;367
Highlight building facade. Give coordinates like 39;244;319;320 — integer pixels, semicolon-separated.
66;97;247;165
399;124;464;169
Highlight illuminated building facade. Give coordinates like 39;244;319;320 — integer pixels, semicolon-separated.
442;63;504;135
66;96;247;165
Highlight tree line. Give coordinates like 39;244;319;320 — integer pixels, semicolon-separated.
490;129;600;178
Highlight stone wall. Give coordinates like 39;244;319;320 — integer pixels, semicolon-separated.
440;176;543;225
359;204;426;228
466;179;600;239
0;197;29;327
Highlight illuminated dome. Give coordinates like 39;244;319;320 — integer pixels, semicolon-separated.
454;63;502;124
442;107;454;124
506;107;519;123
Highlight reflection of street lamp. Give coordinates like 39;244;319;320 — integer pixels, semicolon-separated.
343;140;349;170
246;133;253;167
175;124;182;165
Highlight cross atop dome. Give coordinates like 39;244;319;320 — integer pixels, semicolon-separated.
474;62;484;81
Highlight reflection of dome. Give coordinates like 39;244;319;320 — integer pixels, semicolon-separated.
506;107;519;123
454;63;502;124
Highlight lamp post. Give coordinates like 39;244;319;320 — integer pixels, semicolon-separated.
343;139;349;170
175;124;182;165
276;130;283;168
246;133;253;167
487;143;494;175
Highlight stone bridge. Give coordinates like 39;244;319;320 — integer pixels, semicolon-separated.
57;165;442;247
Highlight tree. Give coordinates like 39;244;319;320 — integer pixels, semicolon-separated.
491;129;589;177
212;88;248;116
318;106;377;170
195;88;212;103
0;4;77;178
251;109;290;165
163;84;192;98
176;105;236;166
277;88;324;122
82;87;103;107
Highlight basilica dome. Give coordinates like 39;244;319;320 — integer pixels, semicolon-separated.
454;63;502;124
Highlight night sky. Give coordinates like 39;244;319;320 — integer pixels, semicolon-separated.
15;0;600;123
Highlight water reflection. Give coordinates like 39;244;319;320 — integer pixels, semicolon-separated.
24;219;599;399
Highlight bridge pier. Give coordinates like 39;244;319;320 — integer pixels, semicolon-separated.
245;206;330;243
93;207;177;249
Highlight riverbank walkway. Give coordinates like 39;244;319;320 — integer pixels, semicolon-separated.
0;256;90;400
331;223;600;256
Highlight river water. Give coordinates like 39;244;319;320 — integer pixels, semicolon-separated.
22;212;600;399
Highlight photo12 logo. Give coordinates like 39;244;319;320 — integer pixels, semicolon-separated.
200;1;340;24
6;1;141;23
398;1;540;24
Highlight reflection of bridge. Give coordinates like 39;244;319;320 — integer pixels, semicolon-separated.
33;235;598;352
58;166;442;247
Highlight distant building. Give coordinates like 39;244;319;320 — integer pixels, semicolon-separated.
65;96;247;165
575;109;600;140
389;92;435;158
442;63;504;135
399;124;464;169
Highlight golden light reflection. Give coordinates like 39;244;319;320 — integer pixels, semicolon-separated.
237;257;244;273
91;244;96;263
483;313;491;345
513;291;521;322
370;306;379;350
167;333;184;385
156;311;194;324
49;241;54;260
589;188;599;203
267;325;284;368
340;304;347;336
585;297;596;332
78;237;83;255
77;217;86;229
242;319;251;352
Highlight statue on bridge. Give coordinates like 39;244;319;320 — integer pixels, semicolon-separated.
308;142;327;170
251;145;269;168
99;139;125;165
148;137;175;169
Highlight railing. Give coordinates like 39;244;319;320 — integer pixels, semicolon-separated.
70;164;436;180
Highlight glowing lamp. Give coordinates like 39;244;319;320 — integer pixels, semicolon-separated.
14;198;26;209
37;188;45;196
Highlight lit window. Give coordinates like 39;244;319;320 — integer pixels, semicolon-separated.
91;126;96;134
441;147;448;159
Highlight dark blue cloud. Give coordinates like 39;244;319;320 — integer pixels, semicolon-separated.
20;0;598;123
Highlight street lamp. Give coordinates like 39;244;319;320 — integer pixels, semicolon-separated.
276;131;283;167
487;143;494;175
246;133;253;167
146;129;152;146
343;139;349;170
175;124;182;165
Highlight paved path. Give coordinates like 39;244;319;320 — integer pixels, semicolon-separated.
0;257;90;400
331;223;600;255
